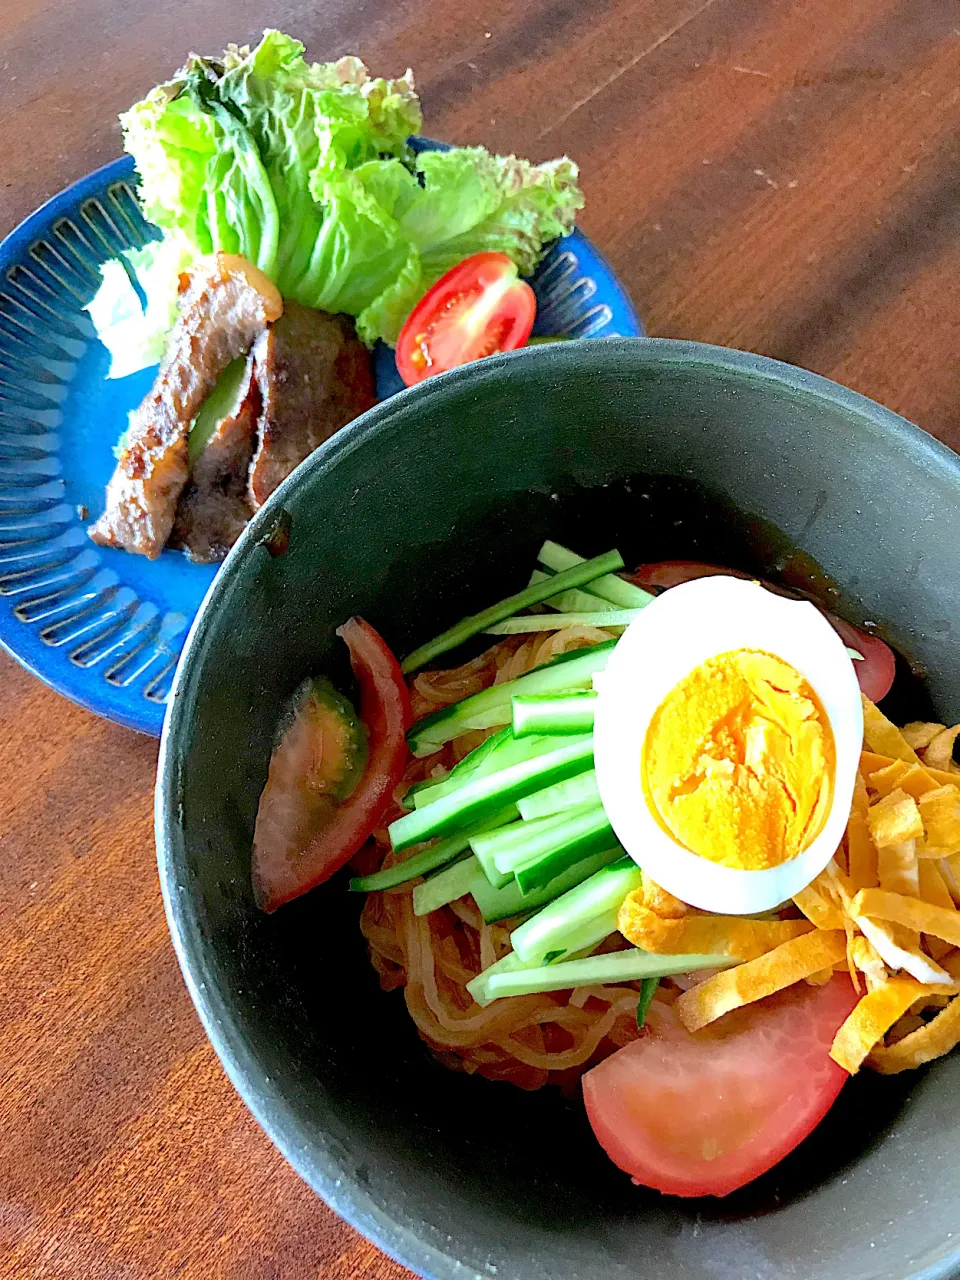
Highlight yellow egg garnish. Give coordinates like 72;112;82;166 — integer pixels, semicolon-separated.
641;649;836;871
594;576;863;915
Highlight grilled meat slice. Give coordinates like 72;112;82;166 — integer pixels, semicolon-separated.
247;303;375;510
168;355;260;564
89;254;282;559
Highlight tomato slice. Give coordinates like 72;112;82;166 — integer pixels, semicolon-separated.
583;975;858;1198
252;618;411;912
818;611;897;704
395;252;536;386
629;561;896;703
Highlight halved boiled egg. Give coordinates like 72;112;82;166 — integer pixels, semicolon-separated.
593;576;863;914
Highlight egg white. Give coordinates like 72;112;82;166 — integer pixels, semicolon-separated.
593;576;863;915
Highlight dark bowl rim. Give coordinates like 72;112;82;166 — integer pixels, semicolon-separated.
155;335;960;1280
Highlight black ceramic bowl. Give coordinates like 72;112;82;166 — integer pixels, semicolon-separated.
157;338;960;1280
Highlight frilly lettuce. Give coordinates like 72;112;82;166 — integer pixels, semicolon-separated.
97;28;582;367
356;148;584;344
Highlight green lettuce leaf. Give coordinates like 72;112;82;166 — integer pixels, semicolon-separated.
123;28;420;305
120;91;218;254
357;148;584;345
114;29;583;350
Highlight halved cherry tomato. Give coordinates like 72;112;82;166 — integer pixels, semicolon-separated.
395;252;536;386
252;618;411;912
629;561;896;703
583;974;858;1198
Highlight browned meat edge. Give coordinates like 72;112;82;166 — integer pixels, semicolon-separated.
247;302;375;511
88;254;282;559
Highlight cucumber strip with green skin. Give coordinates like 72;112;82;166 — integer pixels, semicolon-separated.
472;818;522;890
481;949;735;1001
469;943;601;1007
513;816;616;895
390;735;594;851
636;976;660;1028
412;855;480;915
401;549;625;675
530;906;619;965
448;725;512;775
465;950;529;1005
467;947;609;1008
538;541;654;609
468;845;622;923
350;835;471;893
483;793;611;875
528;569;617;615
407;640;617;757
485;609;642;635
404;724;519;807
349;806;517;892
474;802;605;876
518;768;601;820
512;692;597;739
471;808;575;873
401;777;434;808
466;914;616;1007
510;854;643;963
413;732;558;810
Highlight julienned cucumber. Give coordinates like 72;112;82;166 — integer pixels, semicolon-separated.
350;833;472;893
419;725;510;791
481;948;735;1001
518;768;600;820
528;569;616;616
538;541;654;610
469;845;622;923
485;609;642;635
407;639;616;756
466;911;618;1006
404;724;518;808
413;843;622;921
413;732;558;809
350;805;518;892
513;810;615;895
472;833;517;891
473;798;612;892
509;854;643;963
401;549;624;675
390;735;595;851
526;907;619;965
412;855;478;915
471;804;589;874
512;691;597;739
465;950;529;1005
473;802;608;877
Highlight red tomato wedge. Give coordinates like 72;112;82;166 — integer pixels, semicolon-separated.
583;975;858;1198
629;560;896;703
395;252;536;386
252;618;411;912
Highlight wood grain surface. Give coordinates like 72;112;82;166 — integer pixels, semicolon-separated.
2;2;959;1276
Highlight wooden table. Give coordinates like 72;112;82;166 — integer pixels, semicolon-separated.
2;1;959;1275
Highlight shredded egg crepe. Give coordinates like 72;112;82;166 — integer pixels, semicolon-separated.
619;698;960;1075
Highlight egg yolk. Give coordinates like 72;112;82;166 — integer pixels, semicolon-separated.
642;649;835;871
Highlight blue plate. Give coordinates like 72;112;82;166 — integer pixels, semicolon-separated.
0;150;643;736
